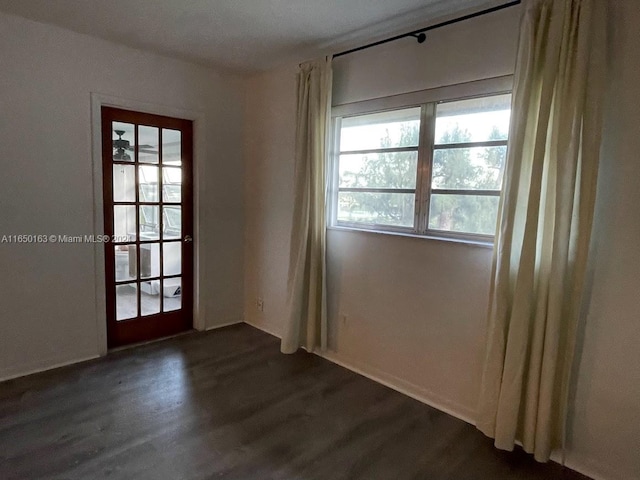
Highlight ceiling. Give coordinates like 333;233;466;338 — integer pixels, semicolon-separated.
0;0;491;72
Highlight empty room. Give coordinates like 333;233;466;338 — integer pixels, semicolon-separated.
0;0;638;479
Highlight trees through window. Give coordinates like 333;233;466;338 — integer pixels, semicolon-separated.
332;93;511;240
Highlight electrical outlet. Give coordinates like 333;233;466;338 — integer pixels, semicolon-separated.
256;297;264;312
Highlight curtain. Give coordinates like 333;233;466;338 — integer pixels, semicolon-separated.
281;57;333;354
476;0;606;462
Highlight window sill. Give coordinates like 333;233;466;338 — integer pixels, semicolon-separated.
327;225;494;249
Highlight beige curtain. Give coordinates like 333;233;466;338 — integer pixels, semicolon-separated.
476;0;606;462
282;58;332;354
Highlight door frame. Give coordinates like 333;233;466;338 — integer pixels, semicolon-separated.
90;93;206;355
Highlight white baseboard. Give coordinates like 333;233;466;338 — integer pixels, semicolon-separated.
0;354;100;383
558;452;631;480
242;320;474;422
0;321;241;383
319;350;476;424
323;350;621;480
244;319;283;339
205;319;244;331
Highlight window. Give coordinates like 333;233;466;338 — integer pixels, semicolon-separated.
337;107;421;228
331;91;511;241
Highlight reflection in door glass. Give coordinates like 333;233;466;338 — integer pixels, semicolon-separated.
139;243;160;279
116;283;137;321
163;242;182;276
115;245;136;282
139;206;159;240
138;126;159;164
163;278;181;312
113;165;135;202
141;284;160;316
162;167;182;202
114;206;136;241
163;206;181;240
112;123;135;162
139;166;159;202
163;129;181;165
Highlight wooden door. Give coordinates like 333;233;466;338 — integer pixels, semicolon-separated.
102;107;193;348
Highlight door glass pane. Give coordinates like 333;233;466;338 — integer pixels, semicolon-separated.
116;283;137;321
163;242;182;276
163;206;181;240
163;278;181;312
115;245;136;282
435;94;511;145
138;126;159;164
162;129;182;165
428;194;500;235
141;283;160;316
340;107;421;152
113;165;135;202
112;122;134;162
163;167;182;202
139;166;159;202
139;243;160;279
140;206;159;240
114;206;136;241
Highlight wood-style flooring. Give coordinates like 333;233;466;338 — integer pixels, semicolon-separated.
0;324;590;480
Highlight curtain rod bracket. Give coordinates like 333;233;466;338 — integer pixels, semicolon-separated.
410;33;427;44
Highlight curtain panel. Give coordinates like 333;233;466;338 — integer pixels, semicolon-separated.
477;0;606;462
282;58;333;354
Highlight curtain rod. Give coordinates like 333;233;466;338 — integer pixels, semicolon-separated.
332;0;522;59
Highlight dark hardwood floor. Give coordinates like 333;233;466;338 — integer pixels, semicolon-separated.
0;324;589;480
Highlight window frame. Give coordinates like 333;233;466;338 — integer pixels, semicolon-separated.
329;75;513;243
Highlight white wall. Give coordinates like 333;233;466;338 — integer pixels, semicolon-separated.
244;65;298;338
0;11;245;380
244;2;640;480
